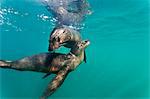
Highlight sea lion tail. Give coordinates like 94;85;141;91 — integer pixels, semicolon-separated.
0;60;12;68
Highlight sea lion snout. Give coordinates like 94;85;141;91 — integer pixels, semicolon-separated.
84;40;90;46
77;40;90;49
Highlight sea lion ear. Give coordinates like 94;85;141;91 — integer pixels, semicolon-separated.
84;50;87;63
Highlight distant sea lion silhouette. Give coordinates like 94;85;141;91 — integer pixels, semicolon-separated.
0;40;90;98
43;0;91;27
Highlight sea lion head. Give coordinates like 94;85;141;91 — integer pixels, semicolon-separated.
71;40;90;56
48;27;72;51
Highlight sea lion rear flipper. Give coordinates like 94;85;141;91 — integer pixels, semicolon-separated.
84;51;87;63
41;66;70;98
42;73;52;79
0;60;11;68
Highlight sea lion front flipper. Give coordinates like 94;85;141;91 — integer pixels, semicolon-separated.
84;50;87;63
42;73;52;79
41;66;70;98
42;66;61;79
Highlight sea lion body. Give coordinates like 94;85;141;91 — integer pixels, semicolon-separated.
0;52;81;73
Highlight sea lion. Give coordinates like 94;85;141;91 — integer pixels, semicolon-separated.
0;40;90;98
48;25;87;62
41;40;90;98
43;0;91;27
48;25;81;51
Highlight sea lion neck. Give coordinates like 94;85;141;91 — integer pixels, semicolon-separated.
70;46;84;57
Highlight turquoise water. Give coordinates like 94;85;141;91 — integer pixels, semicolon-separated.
0;0;149;98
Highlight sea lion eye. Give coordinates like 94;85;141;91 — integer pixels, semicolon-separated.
80;44;83;48
63;30;66;33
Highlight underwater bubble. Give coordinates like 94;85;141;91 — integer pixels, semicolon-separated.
0;7;25;32
25;12;28;15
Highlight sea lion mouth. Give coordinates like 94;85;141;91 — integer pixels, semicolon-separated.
60;43;66;46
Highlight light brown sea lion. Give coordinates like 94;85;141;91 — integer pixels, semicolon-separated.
48;25;81;51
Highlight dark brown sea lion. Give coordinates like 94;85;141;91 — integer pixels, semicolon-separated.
0;40;90;98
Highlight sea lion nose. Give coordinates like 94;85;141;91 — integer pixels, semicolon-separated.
85;40;89;42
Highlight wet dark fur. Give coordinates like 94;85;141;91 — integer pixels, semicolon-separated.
0;40;90;99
